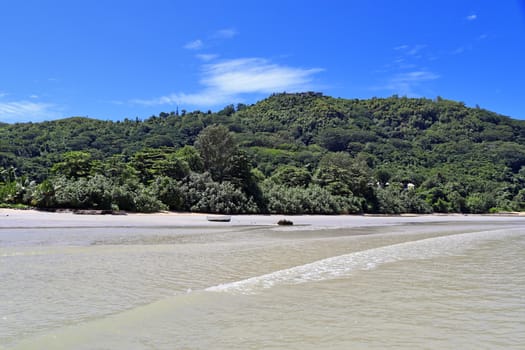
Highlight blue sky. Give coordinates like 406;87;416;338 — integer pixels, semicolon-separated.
1;1;524;123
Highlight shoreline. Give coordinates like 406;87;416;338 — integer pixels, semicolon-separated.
1;208;524;229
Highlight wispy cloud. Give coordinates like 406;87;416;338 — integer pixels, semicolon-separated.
184;28;237;51
132;58;323;107
380;44;432;72
394;45;409;51
203;58;323;94
394;44;427;58
451;47;465;55
375;44;440;96
0;100;62;123
196;53;219;62
184;39;203;50
213;28;237;39
466;14;477;21
184;28;235;50
383;70;439;96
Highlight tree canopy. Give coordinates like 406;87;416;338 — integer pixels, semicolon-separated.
1;92;524;214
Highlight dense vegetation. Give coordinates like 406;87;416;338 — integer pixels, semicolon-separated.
1;92;524;214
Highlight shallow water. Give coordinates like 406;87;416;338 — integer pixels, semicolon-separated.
1;220;524;349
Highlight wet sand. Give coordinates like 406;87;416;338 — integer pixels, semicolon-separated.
2;209;524;349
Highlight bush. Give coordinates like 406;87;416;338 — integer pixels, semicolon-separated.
263;182;361;214
466;193;494;214
376;184;432;214
376;185;405;214
190;181;259;214
150;176;184;210
50;175;114;209
180;172;259;214
111;184;138;211
30;175;167;213
0;181;17;203
133;185;168;213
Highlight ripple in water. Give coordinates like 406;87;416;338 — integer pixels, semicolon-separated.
207;228;522;294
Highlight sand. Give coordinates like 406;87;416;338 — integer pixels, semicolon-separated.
1;208;524;229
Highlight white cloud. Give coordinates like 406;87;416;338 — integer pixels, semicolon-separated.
466;14;477;21
186;29;237;52
202;58;323;94
196;53;219;61
393;44;426;56
384;70;439;96
133;57;323;107
382;44;433;74
213;28;237;39
184;39;203;50
394;45;409;51
407;45;426;56
0;100;62;123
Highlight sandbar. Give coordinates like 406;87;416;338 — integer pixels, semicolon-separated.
1;208;524;229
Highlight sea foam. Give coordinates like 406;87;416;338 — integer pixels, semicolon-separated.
206;228;522;294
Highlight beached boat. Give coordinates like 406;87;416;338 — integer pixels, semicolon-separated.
206;215;231;222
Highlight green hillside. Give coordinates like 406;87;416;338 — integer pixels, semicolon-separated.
1;93;524;214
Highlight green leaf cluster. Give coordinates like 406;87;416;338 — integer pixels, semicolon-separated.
1;92;524;214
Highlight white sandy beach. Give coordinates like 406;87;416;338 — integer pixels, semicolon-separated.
1;208;524;229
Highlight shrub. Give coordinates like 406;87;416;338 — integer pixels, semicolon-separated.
376;184;432;214
180;173;259;214
150;176;184;210
190;181;258;214
133;185;167;213
263;182;361;214
51;174;114;209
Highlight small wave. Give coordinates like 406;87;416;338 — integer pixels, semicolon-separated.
1;251;46;257
206;228;522;294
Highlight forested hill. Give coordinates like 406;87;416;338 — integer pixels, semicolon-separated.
1;93;524;214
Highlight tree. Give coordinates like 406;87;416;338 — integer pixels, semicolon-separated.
317;128;351;152
131;148;190;182
195;125;237;182
466;192;495;213
175;145;204;172
270;165;312;188
98;155;139;185
51;151;93;178
1;93;524;214
374;168;391;186
158;154;190;180
314;152;371;198
218;104;235;116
